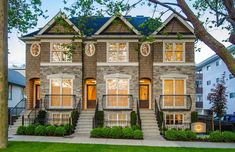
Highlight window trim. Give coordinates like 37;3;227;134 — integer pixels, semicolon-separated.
165;113;184;125
162;78;187;108
106;42;129;63
50;42;73;63
108;113;128;127
49;78;73;109
163;42;185;63
105;78;130;109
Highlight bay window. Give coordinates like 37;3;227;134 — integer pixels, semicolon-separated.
164;42;184;62
163;79;185;107
107;43;128;62
51;43;72;62
50;78;73;108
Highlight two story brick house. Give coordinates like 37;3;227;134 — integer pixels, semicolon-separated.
20;12;196;135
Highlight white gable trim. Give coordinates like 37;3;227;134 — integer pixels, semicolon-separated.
37;11;81;35
95;14;141;35
152;13;194;35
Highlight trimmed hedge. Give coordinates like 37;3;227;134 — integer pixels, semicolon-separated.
130;111;137;126
36;110;47;125
165;129;197;141
17;124;70;137
90;126;143;139
209;131;235;142
95;111;104;128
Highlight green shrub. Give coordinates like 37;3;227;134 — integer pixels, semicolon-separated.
130;111;137;126
17;126;26;135
90;128;103;138
165;129;196;141
36;110;47;125
64;124;73;135
110;126;123;139
25;124;36;135
71;110;79;129
122;127;134;139
191;111;198;123
55;126;66;136
95;111;104;127
222;131;235;142
46;125;56;136
157;111;164;128
133;130;143;139
101;127;111;138
209;131;224;142
131;125;141;131
35;125;47;136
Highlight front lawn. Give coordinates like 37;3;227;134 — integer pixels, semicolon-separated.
0;142;234;152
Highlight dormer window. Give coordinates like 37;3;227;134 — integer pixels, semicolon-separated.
107;43;128;62
164;42;185;62
51;43;72;62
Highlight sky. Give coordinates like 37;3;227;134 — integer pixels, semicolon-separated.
8;0;232;67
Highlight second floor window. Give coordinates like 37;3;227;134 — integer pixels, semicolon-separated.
164;42;184;62
51;43;72;62
107;43;128;62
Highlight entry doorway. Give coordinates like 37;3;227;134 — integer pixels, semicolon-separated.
35;84;40;108
85;79;96;109
139;79;151;109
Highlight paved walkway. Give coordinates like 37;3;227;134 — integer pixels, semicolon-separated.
8;134;235;149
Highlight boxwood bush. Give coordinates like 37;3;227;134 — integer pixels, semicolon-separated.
35;125;47;136
55;126;66;136
110;126;123;139
165;129;197;141
133;130;143;139
131;125;141;131
46;125;56;136
209;131;235;142
90;128;103;138
25;124;36;135
222;131;235;142
16;126;26;135
101;127;111;138
122;127;134;139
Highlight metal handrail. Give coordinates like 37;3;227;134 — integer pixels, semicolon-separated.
159;95;192;111
9;98;26;125
102;94;134;110
155;99;164;133
92;99;100;128
44;94;77;110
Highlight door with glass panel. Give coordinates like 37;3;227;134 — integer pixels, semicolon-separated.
139;84;149;108
106;78;129;108
163;79;185;108
87;84;96;109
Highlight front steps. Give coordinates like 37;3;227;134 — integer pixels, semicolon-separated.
140;109;164;140
75;110;94;137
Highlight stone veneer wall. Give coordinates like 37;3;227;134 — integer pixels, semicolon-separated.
96;66;139;110
153;65;196;123
40;66;83;107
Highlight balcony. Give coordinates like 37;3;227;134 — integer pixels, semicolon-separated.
44;94;77;110
102;94;134;110
158;95;192;111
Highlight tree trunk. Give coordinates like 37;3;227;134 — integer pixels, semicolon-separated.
0;0;8;149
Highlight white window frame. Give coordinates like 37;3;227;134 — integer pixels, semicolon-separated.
165;113;184;125
108;113;128;127
50;42;73;63
106;42;129;63
162;78;186;109
105;78;130;109
51;113;70;125
49;78;73;109
163;42;185;63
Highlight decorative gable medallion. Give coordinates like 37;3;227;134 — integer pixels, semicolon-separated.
30;43;40;57
140;43;150;57
85;43;95;57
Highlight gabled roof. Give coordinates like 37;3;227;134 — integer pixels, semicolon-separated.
152;13;194;35
37;11;81;35
196;45;235;70
8;69;25;87
94;14;141;35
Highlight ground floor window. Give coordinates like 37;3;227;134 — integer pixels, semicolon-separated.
165;114;183;125
106;78;129;108
108;113;127;127
52;113;70;125
50;78;73;108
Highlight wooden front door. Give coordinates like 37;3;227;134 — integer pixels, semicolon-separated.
139;84;149;108
87;84;96;109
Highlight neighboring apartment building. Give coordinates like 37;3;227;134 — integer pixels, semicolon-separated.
196;45;235;115
8;69;25;109
20;12;196;130
195;72;203;114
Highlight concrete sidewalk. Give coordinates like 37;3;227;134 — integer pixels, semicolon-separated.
8;134;235;149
